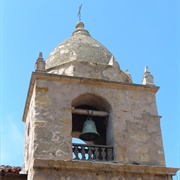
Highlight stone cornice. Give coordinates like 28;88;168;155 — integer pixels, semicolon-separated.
33;159;179;176
22;72;160;122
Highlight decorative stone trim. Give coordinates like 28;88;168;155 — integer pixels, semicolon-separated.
32;159;179;176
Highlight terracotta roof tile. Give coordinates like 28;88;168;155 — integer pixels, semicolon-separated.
0;165;21;173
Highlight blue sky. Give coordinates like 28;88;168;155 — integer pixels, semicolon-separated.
0;0;179;178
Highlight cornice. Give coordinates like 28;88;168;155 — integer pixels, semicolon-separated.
33;159;179;176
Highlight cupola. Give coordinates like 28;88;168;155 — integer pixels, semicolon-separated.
45;22;132;83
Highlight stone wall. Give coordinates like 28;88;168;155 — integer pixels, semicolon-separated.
32;168;170;180
24;86;36;170
24;76;165;168
47;61;132;83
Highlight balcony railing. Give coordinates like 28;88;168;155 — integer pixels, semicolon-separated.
72;143;113;161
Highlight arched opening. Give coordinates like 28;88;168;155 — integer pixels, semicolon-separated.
71;93;109;111
71;93;114;161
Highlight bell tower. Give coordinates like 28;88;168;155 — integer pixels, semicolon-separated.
22;22;178;179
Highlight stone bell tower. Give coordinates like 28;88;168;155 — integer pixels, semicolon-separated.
22;22;178;179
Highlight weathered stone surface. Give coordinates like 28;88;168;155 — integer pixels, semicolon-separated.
24;77;165;169
46;22;119;70
45;22;132;83
28;160;178;180
47;61;131;83
35;93;51;106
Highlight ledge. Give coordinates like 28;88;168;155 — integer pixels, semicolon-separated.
31;72;159;92
32;159;179;176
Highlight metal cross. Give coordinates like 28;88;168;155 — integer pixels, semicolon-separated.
77;4;82;21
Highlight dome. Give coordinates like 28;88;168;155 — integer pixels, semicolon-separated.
45;22;119;70
45;22;132;83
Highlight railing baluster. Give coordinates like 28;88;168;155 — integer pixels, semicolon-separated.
77;146;82;159
85;146;89;160
106;148;110;161
73;145;80;160
81;146;86;160
90;147;95;160
72;143;113;162
86;146;90;160
101;147;106;161
94;147;99;161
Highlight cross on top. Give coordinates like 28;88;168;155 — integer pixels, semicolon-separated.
77;4;82;22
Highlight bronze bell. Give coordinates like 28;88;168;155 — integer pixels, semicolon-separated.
79;117;100;141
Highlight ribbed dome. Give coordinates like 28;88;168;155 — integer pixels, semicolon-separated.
46;22;119;70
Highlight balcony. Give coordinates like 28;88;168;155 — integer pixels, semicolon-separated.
72;143;113;161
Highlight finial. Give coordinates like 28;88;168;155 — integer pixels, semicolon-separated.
125;69;132;81
35;52;46;72
73;5;90;37
73;22;90;36
39;52;43;58
77;4;82;22
144;66;149;73
142;66;154;85
76;22;85;29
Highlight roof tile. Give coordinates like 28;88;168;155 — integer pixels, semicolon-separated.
0;165;21;173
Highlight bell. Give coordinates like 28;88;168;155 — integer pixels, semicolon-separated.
79;117;100;141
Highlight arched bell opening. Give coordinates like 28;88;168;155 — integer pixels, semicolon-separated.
71;93;113;146
71;93;114;161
